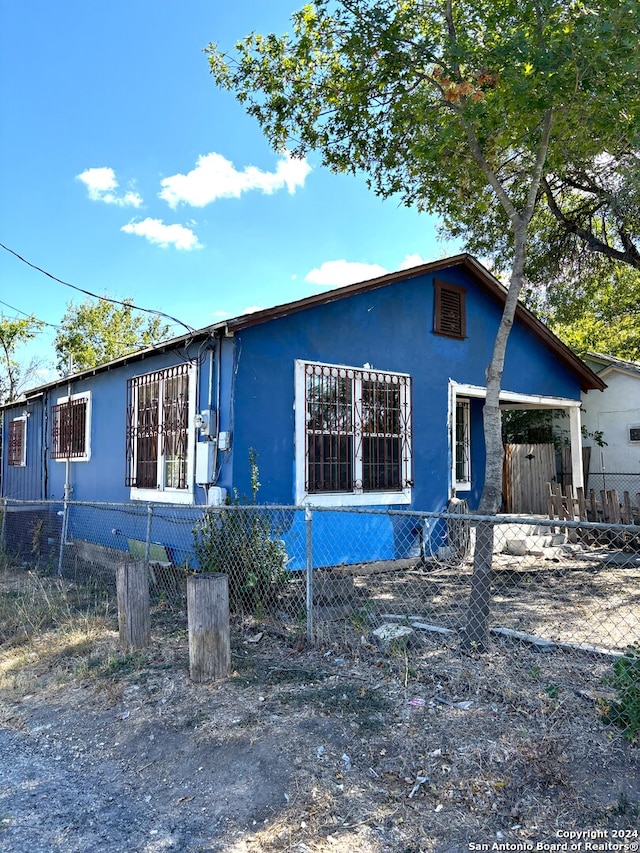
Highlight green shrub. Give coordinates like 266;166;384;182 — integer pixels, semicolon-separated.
193;450;288;614
603;645;640;741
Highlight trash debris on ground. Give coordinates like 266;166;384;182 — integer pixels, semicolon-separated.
433;695;474;710
408;775;429;798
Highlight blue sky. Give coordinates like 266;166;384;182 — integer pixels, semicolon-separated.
1;0;456;381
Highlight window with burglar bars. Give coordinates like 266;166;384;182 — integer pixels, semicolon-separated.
51;396;89;460
126;363;191;491
8;417;26;466
301;361;412;498
455;398;471;489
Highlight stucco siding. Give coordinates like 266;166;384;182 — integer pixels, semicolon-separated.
582;372;640;474
1;398;44;500
0;259;591;570
227;269;582;512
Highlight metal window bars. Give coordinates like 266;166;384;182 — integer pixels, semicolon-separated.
7;419;25;466
304;362;412;494
126;363;190;489
50;398;87;460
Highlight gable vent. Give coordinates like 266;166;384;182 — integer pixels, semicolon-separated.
434;280;466;339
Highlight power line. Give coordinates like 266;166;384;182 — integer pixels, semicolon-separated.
0;242;196;334
0;298;60;329
1;297;204;355
0;298;184;351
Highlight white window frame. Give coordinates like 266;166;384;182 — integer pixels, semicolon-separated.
295;359;413;507
8;415;27;467
628;425;640;444
52;391;92;463
129;365;196;504
453;398;471;491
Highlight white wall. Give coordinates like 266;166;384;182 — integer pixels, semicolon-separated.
582;370;640;474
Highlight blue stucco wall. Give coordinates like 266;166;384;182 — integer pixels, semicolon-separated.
1;398;44;500
228;268;581;513
1;264;585;570
43;350;209;504
1;345;220;506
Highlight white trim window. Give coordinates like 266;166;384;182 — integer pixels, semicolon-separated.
295;360;412;506
8;416;27;467
126;363;196;503
629;425;640;444
51;392;91;462
454;398;471;491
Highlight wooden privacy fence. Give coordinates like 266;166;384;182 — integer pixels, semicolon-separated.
504;444;556;514
546;482;640;525
503;445;593;515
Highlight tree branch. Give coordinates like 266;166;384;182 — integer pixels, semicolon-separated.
542;176;640;270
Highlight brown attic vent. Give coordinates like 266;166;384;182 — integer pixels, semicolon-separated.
434;279;466;339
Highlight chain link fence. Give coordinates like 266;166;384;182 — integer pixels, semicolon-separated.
587;471;640;499
2;498;639;648
2;497;639;738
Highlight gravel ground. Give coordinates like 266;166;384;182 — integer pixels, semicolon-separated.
1;571;639;853
0;725;170;852
0;684;294;853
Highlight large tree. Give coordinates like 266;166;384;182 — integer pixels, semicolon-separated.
451;190;640;361
0;315;45;404
54;298;171;374
208;0;640;647
540;147;640;272
543;263;640;361
447;145;640;277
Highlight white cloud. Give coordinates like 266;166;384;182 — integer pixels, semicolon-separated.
159;151;312;208
121;218;202;251
77;167;143;207
399;253;429;269
304;260;389;288
241;305;264;315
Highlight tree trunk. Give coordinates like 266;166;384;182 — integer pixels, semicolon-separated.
463;225;528;650
462;519;495;650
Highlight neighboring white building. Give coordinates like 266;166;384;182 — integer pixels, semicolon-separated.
582;353;640;490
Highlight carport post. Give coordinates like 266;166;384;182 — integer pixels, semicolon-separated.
305;507;313;644
569;406;584;491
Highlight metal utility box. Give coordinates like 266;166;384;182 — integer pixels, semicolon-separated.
195;440;216;484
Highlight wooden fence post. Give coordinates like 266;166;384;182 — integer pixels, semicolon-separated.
116;561;151;650
187;573;230;683
576;487;587;522
565;484;578;542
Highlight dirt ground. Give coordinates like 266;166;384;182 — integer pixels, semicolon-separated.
351;546;640;651
1;563;639;853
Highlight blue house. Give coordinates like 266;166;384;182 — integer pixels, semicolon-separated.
1;254;604;566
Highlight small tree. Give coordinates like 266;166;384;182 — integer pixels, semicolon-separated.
54;297;170;373
0;315;45;403
193;450;288;614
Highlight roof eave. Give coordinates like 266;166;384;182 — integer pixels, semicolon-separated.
224;253;604;393
0;253;604;406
